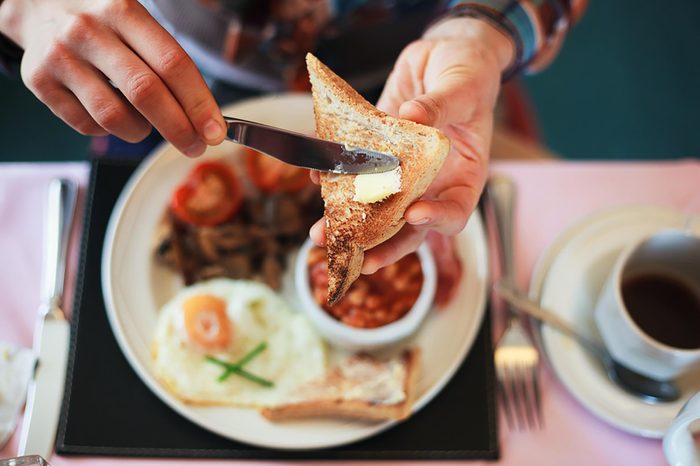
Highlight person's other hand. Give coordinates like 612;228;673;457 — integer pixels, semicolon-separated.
310;17;513;273
0;0;226;156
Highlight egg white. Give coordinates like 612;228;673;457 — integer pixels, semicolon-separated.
152;278;327;408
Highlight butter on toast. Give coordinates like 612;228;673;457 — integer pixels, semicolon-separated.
261;348;420;421
306;54;450;305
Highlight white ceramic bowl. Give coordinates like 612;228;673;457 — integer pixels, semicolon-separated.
295;238;437;352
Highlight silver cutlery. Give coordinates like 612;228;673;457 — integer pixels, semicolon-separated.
494;283;680;403
18;179;77;458
0;455;49;466
223;116;400;175
486;175;543;430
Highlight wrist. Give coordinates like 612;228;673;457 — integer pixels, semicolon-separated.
424;17;515;74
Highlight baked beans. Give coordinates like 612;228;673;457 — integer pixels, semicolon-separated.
307;247;424;328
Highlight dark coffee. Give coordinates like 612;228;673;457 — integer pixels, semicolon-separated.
622;273;700;349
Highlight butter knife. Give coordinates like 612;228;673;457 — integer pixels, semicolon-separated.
18;179;77;458
223;116;400;174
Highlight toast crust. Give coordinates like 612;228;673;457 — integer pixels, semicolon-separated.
306;54;450;304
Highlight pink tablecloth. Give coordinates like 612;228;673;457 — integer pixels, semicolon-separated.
1;159;699;466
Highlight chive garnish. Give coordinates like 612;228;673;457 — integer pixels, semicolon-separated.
205;342;274;387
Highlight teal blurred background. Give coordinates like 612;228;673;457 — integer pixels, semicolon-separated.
1;0;699;162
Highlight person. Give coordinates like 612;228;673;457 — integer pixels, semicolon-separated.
0;0;585;274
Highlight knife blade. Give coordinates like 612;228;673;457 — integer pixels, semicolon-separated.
18;178;77;459
223;116;400;175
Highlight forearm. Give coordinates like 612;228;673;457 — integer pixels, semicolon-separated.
432;0;587;80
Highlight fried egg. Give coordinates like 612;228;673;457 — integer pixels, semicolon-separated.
152;278;327;408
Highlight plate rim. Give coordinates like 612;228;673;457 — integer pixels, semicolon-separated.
528;204;693;438
101;93;490;450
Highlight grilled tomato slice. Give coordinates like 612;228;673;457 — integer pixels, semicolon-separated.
170;161;243;226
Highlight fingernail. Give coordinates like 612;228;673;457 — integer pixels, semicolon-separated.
185;140;206;157
361;261;377;275
309;222;325;245
409;217;431;225
202;119;223;141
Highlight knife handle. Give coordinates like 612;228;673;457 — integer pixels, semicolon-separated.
41;178;78;310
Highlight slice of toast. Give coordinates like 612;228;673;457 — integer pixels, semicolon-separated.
261;348;420;421
306;54;450;305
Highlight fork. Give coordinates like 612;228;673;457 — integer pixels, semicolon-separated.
487;176;543;431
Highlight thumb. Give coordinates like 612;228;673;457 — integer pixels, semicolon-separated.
398;68;479;129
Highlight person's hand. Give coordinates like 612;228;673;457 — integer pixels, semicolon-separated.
0;0;226;156
310;17;514;273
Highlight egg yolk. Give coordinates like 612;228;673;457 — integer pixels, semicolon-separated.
183;294;233;351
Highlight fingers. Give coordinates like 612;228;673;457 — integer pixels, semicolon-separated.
110;2;225;145
362;191;475;274
375;41;427;117
375;68;405;117
33;84;107;136
76;32;206;156
362;225;428;275
405;184;478;236
309;218;326;246
12;0;223;155
398;70;477;129
59;59;153;142
20;42;136;138
309;170;321;185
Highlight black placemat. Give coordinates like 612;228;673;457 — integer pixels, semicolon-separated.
56;158;498;460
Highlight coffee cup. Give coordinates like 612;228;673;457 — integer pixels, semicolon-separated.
663;391;700;466
594;229;700;381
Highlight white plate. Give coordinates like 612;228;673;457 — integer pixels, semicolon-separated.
529;205;700;438
102;93;489;450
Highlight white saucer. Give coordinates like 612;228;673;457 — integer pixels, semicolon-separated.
529;205;700;438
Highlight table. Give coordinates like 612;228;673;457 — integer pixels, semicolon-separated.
1;159;699;466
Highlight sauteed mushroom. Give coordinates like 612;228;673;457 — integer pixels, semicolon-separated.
155;176;323;290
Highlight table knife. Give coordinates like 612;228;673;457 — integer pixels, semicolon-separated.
0;455;48;466
223;116;400;174
18;179;78;459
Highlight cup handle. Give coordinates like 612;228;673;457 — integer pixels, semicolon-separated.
664;392;700;466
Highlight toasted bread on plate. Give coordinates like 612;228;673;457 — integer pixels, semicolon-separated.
306;54;450;305
261;348;420;421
